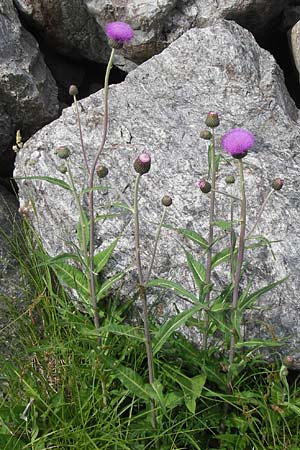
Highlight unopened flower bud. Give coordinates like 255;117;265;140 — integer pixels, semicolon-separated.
57;164;67;174
272;178;284;191
283;355;294;368
69;85;79;96
225;175;235;184
55;146;70;159
134;153;151;175
96;164;109;178
200;130;212;140
205;112;220;128
161;195;172;207
198;179;211;194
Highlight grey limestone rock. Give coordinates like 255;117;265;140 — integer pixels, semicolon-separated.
0;0;59;175
15;0;287;72
15;20;300;353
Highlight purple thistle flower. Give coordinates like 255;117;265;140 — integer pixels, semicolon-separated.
105;22;134;46
221;128;255;158
134;153;151;175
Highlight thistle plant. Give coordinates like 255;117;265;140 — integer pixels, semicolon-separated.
201;112;220;351
221;128;255;388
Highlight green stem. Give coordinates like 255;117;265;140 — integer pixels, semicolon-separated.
228;159;246;388
133;174;156;429
73;94;90;176
247;190;273;238
203;128;216;351
145;207;167;283
66;161;88;265
88;48;115;334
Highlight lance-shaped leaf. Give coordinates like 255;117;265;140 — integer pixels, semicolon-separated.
94;239;118;274
96;271;126;301
15;175;71;190
115;365;154;401
153;304;203;355
146;279;199;304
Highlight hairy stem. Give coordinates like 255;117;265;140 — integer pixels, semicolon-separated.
73;94;90;176
247;189;273;238
145;207;167;284
228;159;246;388
203;128;217;351
88;48;115;333
133;174;156;429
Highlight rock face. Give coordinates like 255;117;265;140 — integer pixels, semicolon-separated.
0;187;23;358
289;20;300;81
0;0;59;176
14;0;288;71
15;20;300;353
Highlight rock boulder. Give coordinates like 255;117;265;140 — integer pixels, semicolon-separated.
15;20;300;353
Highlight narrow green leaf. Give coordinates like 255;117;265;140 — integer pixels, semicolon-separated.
15;175;71;190
240;276;288;311
77;210;90;252
235;339;283;348
184;250;206;291
146;278;199;304
213;220;236;231
96;271;126;300
211;247;236;269
162;224;208;249
116;365;153;401
153;305;203;355
94;240;118;274
51;262;91;310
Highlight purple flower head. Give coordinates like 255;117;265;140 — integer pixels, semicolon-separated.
221;128;255;158
105;22;134;45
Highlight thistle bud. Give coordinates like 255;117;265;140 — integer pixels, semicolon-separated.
272;178;284;191
96;164;109;178
134;153;151;175
283;355;294;368
205;112;220;128
69;85;79;96
200;130;212;140
161;195;172;207
198;179;211;194
225;175;235;184
57;164;67;174
55;146;70;159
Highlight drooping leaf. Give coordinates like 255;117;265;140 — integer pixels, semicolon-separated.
162;224;208;249
81;323;144;341
146;278;199;304
15;175;71;190
94;239;118;274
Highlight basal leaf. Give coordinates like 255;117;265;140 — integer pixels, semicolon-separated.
116;365;153;401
